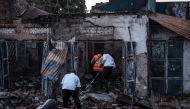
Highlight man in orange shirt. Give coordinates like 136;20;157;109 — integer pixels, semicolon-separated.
91;52;104;90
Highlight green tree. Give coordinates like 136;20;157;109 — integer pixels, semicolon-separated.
28;0;86;14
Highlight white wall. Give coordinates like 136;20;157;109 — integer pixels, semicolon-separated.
85;15;148;55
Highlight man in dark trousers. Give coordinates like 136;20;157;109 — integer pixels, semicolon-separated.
91;52;104;90
61;69;81;109
101;50;116;93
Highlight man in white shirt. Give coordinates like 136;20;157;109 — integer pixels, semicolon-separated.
101;51;116;93
61;69;81;109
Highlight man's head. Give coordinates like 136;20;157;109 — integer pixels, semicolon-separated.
70;69;76;74
103;49;109;54
96;49;102;55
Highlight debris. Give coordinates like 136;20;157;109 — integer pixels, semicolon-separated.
4;106;11;109
112;104;118;107
37;99;57;109
85;74;93;79
80;93;89;101
35;97;40;101
14;83;20;88
153;97;181;109
88;93;116;103
0;103;3;108
116;93;136;104
0;92;11;98
178;100;190;108
116;93;152;109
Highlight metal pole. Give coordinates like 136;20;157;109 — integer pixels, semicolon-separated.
46;24;49;52
80;71;101;95
128;27;136;109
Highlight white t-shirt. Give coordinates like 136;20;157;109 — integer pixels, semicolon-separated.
102;54;116;68
61;73;81;90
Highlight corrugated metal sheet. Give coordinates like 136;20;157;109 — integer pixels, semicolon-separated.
41;41;68;82
150;91;181;109
96;0;155;12
149;13;190;39
18;6;50;19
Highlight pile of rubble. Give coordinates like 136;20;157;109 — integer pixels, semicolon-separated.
0;73;186;109
55;92;152;109
0;75;48;109
0;90;47;109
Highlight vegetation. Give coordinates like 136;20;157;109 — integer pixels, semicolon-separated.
28;0;86;14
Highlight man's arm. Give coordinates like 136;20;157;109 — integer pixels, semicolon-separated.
113;61;116;68
75;77;82;93
101;54;106;65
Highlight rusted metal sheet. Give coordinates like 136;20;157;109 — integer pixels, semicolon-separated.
149;13;190;39
153;99;181;109
41;41;68;82
150;91;181;109
116;94;137;104
116;94;152;108
18;6;50;19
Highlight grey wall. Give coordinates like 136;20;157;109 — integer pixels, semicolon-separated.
136;53;148;98
183;39;190;95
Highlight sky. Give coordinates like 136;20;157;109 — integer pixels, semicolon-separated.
85;0;190;10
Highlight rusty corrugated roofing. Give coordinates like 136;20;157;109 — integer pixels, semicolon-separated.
149;13;190;39
18;6;50;19
41;41;68;82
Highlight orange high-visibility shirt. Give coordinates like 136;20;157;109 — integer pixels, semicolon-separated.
93;54;104;71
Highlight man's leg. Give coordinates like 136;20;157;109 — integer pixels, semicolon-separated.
106;67;113;82
99;72;103;89
101;67;110;93
70;90;81;109
92;71;101;89
106;67;113;92
62;89;71;108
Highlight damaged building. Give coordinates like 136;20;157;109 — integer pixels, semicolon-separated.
0;0;190;108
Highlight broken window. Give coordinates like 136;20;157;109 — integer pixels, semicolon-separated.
7;41;17;63
150;40;183;95
0;42;9;89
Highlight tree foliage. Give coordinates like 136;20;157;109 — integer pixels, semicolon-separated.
28;0;86;14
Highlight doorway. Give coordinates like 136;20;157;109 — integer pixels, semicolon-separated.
77;41;123;93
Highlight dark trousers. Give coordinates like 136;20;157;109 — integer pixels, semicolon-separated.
92;71;103;89
101;66;113;91
62;89;81;109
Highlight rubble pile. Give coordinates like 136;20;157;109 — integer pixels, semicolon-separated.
56;92;151;109
0;75;48;109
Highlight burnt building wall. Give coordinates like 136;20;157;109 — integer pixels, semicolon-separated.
149;20;190;95
8;41;43;78
80;15;149;98
0;14;149;98
0;20;51;40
